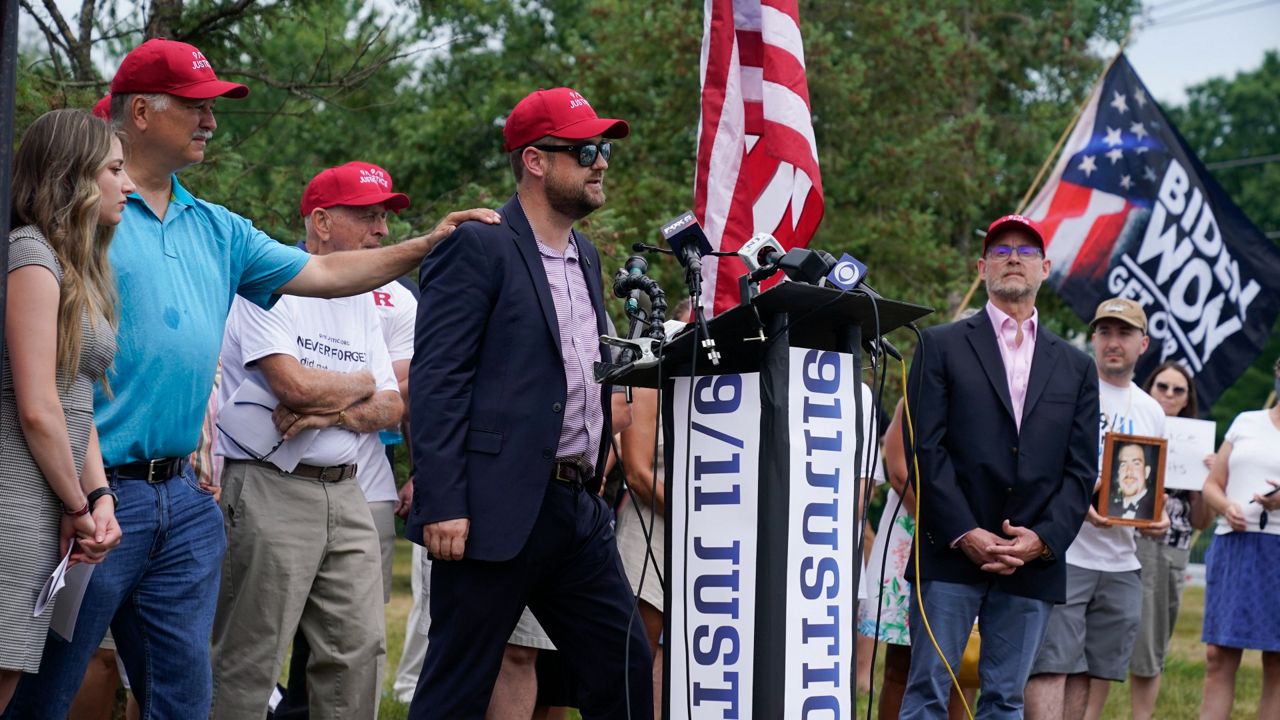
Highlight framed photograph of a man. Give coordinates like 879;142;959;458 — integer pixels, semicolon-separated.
1098;433;1167;527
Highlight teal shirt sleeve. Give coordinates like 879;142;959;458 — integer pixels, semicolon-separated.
229;213;309;309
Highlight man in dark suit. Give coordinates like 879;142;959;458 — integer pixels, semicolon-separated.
404;87;652;720
1108;442;1156;521
900;215;1100;719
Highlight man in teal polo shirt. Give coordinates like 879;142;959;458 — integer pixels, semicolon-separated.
6;39;498;719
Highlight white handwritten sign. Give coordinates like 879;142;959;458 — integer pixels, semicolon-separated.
1163;416;1216;491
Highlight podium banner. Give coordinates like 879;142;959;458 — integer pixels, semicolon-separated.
668;373;761;720
783;348;864;718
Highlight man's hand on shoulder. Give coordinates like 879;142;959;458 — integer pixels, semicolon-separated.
414;208;502;254
983;520;1047;574
424;517;470;561
956;527;1018;575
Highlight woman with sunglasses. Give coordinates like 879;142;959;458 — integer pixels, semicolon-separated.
0;109;131;710
1198;356;1280;720
1127;361;1212;718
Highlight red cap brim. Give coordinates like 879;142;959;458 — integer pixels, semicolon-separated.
167;79;250;100
530;117;629;151
337;192;411;214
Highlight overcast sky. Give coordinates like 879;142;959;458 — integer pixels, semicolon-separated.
1120;0;1280;107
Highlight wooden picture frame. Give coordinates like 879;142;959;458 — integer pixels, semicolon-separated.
1098;432;1167;527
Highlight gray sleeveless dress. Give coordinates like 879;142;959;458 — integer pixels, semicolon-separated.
0;225;116;672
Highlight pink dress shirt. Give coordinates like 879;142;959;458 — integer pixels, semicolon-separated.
985;301;1038;431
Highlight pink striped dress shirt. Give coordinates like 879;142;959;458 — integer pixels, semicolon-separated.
535;233;604;471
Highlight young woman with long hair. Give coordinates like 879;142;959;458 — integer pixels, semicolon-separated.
0;109;133;709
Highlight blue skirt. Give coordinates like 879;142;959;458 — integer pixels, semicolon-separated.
1203;531;1280;652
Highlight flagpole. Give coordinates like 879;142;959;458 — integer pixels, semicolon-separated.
951;27;1136;321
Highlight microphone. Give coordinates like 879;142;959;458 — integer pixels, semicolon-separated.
632;242;674;255
823;252;868;290
819;251;904;361
659;211;714;273
658;211;719;365
617;255;648;316
737;232;785;274
777;247;836;284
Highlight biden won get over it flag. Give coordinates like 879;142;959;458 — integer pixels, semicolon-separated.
1025;53;1280;407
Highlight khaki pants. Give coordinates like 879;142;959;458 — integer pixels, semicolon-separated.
211;460;386;720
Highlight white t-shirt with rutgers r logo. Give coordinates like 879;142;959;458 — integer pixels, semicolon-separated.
354;280;417;503
217;293;398;468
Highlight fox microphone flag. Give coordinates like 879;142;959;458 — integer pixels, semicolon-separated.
1025;54;1280;407
693;0;825;316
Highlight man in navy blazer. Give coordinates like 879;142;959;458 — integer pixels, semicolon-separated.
404;88;652;719
899;215;1100;719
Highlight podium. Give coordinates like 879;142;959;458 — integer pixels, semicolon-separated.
611;282;931;719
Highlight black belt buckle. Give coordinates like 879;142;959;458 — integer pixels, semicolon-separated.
111;458;181;483
145;459;172;483
551;461;588;486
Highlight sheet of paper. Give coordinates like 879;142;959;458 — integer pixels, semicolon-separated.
34;544;74;617
216;377;320;473
50;562;94;641
1163;416;1216;491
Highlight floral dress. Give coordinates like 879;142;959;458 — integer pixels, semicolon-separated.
858;487;915;644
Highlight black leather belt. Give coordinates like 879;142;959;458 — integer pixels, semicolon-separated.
550;461;590;485
107;458;186;483
245;459;356;483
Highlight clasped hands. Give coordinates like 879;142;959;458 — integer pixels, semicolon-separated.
958;521;1045;575
60;496;122;567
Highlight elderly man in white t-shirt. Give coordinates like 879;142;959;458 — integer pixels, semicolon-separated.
210;162;408;719
1026;298;1171;720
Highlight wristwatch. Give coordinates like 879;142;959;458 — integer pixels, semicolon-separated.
1039;543;1054;561
337;409;349;428
87;486;120;512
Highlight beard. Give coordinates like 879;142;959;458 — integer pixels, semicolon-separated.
987;270;1042;303
545;169;605;220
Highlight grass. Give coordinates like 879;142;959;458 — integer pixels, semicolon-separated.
368;537;1269;719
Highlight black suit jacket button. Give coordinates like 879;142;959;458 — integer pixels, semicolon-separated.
1011;446;1018;455
552;402;563;413
542;448;553;459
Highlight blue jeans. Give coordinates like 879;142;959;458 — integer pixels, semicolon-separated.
900;580;1053;720
7;464;225;719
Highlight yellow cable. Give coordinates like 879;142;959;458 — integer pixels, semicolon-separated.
900;359;975;720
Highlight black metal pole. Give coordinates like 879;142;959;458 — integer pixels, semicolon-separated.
0;0;20;400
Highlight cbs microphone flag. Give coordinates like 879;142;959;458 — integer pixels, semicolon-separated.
1025;54;1280;407
694;0;825;316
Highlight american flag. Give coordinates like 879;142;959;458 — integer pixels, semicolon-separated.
694;0;824;316
1026;54;1280;406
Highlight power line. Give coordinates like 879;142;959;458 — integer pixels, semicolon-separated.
1146;0;1280;28
1148;0;1259;23
1205;153;1280;170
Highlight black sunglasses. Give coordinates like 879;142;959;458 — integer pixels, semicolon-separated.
1154;381;1188;397
531;141;612;167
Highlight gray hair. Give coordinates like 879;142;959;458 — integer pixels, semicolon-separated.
109;93;171;130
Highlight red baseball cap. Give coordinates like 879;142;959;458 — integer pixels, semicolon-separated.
503;87;629;152
300;161;411;217
110;39;249;100
984;214;1045;251
92;94;111;120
